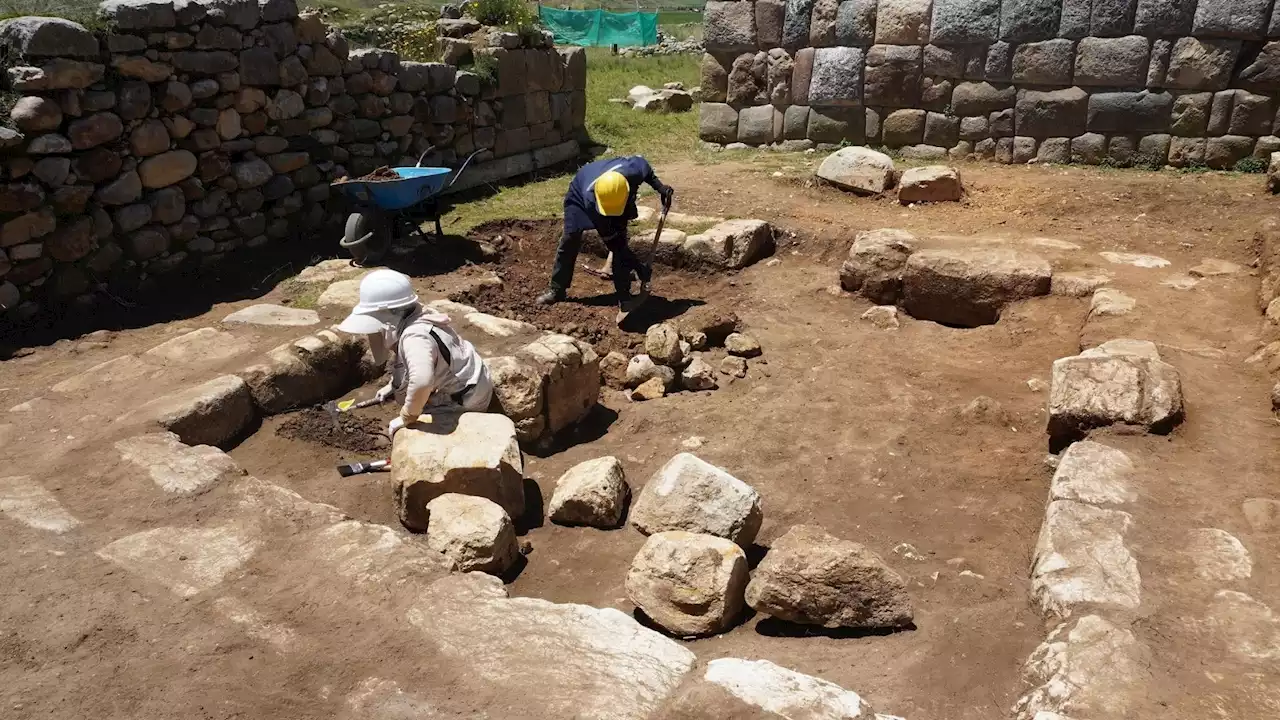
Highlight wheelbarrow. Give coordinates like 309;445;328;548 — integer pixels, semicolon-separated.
333;149;480;266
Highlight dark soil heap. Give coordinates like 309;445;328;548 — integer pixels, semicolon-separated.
276;408;387;453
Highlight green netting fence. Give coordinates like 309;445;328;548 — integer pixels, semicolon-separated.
538;7;659;47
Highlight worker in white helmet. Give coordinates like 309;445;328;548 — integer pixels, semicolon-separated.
336;269;493;438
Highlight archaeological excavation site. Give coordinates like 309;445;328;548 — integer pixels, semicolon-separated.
5;0;1280;718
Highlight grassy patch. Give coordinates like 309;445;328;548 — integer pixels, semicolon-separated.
448;173;571;232
584;48;700;159
278;279;325;310
1;0;110;28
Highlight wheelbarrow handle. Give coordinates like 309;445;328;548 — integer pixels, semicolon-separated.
446;149;484;190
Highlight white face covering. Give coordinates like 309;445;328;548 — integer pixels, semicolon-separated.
363;307;410;365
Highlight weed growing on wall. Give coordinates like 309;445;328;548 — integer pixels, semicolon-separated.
464;0;538;31
331;2;441;61
1234;156;1267;174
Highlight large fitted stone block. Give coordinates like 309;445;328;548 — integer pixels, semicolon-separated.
1193;0;1269;40
1058;0;1090;38
925;44;966;78
810;0;840;45
807;106;864;142
1000;0;1060;42
1208;89;1234;134
1074;35;1150;86
875;0;932;44
1017;87;1088;137
1206;135;1255;168
792;47;814;104
706;1;757;53
1163;37;1241;90
882;108;926;145
1169;92;1210;136
736;105;777;144
1012;38;1074;84
1133;0;1193;36
836;0;877;45
864;44;921;107
1086;90;1172;133
952;81;1016;116
809;46;865;107
1230;91;1274;135
700;103;738;143
1088;0;1137;36
783;0;816;49
985;41;1013;80
930;0;999;43
784;104;810;138
757;0;785;47
727;52;766;105
700;53;730;103
1239;42;1280;87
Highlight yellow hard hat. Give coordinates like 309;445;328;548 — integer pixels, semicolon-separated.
594;170;629;216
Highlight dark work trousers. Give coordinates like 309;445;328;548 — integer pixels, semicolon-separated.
549;227;651;301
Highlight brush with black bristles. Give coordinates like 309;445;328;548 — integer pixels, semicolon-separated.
337;459;390;477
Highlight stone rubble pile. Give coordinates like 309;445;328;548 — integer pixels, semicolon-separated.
0;5;587;322
620;31;705;58
612;313;766;401
618;82;696;113
700;0;1280;169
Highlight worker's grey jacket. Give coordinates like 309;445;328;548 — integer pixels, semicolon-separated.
391;306;489;417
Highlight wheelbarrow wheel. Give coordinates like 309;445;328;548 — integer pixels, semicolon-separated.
340;211;390;267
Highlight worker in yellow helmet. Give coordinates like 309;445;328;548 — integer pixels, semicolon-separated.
537;156;674;318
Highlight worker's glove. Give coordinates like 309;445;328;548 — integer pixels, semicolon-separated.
658;184;675;208
387;415;407;437
373;382;395;403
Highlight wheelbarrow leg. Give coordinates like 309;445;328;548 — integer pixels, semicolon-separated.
434;215;444;239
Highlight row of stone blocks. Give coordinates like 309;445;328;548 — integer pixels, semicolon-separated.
708;0;1280;51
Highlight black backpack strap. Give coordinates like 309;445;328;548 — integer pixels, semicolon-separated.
427;328;452;368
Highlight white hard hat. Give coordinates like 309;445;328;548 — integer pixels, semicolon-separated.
337;269;419;334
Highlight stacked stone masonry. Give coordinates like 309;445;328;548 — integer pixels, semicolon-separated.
701;0;1280;167
0;1;587;319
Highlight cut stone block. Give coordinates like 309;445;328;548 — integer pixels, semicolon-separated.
51;353;164;394
931;0;1000;43
863;44;921;108
1193;0;1269;39
705;1;758;53
902;248;1052;327
1012;38;1074;84
1017;87;1088;138
488;355;547;444
699;103;737;143
898;165;962;204
549;456;630;528
1134;0;1193;36
808;46;864;107
392;411;525;530
1163;37;1241;91
144;327;253;364
745;524;914;629
882;108;926;146
1047;340;1184;446
1187;527;1253;583
0;475;80;534
96;523;260;598
1012;615;1151;720
1000;0;1061;42
631;453;763;547
1087;90;1173;133
952;81;1016;116
839;229;916;303
626;530;749;636
407;573;696;719
115;431;245;496
131;374;256;447
517;333;600;436
1074;35;1150;87
237;332;361;413
836;0;877;45
683;219;774;269
876;0;933;44
223;303;319;326
1031;500;1140;616
424;493;519;575
1050;440;1136;505
666;658;881;719
816;146;896;195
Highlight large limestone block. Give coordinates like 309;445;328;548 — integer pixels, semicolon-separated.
131;375;256;447
631;453;763;547
115;431;245;496
625;531;749;636
901;248;1051;327
518;333;600;436
876;0;932;44
144;327;252;364
237;332;360;413
0;475;81;534
898;165;962;204
665;658;882;719
1031;500;1140;616
1047;341;1184;446
392;412;525;530
424;493;519;574
1012;615;1151;720
96;523;260;598
1050;440;1136;505
549;456;630;528
407;573;696;720
816;146;895;195
487;355;547;444
223;303;319;326
745;524;914;629
839;228;916;303
683;219;774;269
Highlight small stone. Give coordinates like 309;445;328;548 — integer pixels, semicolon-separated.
626;531;749;636
680;357;718;391
719;356;748;378
548;456;629;528
815;146;896;195
898;165;963;203
424;493;519;575
861;305;900;329
645;323;684;367
625;355;676;390
630;453;763;547
725;333;762;358
631;377;667;401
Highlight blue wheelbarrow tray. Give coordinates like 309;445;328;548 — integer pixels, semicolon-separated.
335;167;453;211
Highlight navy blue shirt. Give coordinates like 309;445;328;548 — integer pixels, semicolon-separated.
563;156;664;236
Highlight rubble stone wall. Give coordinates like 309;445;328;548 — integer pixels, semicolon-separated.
0;0;587;320
699;0;1280;167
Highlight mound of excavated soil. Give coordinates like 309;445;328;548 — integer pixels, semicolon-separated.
458;219;732;355
276;408;387;453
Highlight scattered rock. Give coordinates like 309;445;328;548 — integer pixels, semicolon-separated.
677;307;740;346
861;305;900;329
959;395;1010;425
625;530;749;636
646;323;684;367
631;377;668;401
631;453;763;547
745;524;914;629
391;412;525;530
548;456;630;528
662;658;886;719
725;333;762;358
815;146;896;195
600;350;629;389
897;165;963;203
424;493;519;575
626;354;676;390
839;228;916;303
1189;258;1242;277
719;356;748;378
680;357;718;391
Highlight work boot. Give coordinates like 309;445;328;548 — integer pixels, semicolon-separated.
536;288;564;305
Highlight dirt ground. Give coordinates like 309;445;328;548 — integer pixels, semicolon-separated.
5;161;1280;720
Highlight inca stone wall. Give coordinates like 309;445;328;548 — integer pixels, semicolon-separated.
700;0;1280;167
0;0;587;321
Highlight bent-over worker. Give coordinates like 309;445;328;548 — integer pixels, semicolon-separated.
337;269;492;438
536;155;674;314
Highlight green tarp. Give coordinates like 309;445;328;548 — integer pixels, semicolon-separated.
538;7;659;47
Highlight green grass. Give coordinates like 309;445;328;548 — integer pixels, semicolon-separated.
0;0;104;27
449;174;570;231
278;279;325;310
584;48;700;159
657;9;701;23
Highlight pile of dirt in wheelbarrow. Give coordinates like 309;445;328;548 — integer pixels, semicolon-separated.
334;166;401;183
455;219;734;356
276;408;388;453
